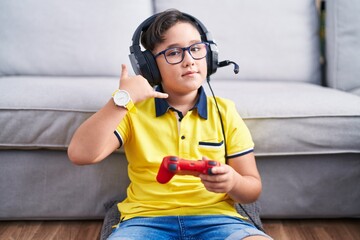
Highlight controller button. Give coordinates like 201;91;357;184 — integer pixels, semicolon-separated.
169;157;178;162
208;161;217;166
169;163;178;171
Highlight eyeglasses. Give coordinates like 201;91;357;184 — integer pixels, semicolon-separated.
154;42;209;65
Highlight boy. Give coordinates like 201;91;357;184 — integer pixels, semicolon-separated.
68;9;271;240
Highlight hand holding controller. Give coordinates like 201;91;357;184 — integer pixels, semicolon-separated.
156;156;221;184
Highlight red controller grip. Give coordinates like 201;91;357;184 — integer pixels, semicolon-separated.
156;156;220;184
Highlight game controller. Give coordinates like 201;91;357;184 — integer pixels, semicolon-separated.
156;156;221;184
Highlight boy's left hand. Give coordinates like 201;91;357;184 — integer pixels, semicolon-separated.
199;156;238;194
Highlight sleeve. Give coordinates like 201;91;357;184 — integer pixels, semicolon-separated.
114;114;131;147
223;99;255;159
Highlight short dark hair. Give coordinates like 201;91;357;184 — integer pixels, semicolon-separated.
141;9;200;52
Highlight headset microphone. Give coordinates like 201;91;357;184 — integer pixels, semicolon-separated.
217;60;239;74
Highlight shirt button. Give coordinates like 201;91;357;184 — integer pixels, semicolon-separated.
181;136;185;140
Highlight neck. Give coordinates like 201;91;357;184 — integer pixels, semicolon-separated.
166;89;199;116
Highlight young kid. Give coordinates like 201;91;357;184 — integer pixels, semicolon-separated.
68;9;272;240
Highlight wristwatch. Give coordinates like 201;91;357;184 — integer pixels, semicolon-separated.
112;89;135;112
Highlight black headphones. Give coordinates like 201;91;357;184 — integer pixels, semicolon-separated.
129;11;219;86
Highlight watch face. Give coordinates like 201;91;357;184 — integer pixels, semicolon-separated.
114;90;130;106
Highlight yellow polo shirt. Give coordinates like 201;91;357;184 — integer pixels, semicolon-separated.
114;86;254;220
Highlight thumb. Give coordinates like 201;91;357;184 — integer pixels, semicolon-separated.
120;64;129;79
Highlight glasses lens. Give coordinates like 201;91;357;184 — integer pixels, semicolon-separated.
189;43;208;60
164;47;183;64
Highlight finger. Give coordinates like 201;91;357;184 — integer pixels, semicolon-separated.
120;64;128;79
201;171;229;184
209;166;226;175
202;181;227;193
151;88;169;99
154;92;169;99
200;173;220;182
206;186;226;193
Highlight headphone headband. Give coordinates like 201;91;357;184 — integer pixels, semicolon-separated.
129;11;218;86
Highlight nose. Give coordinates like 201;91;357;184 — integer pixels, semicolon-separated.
182;49;195;67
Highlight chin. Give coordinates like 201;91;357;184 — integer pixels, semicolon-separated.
184;80;204;91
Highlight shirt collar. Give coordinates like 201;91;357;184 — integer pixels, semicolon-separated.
155;85;208;119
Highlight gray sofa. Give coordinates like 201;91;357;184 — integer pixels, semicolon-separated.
1;0;359;220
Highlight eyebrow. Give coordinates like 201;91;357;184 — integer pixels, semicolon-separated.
165;40;202;49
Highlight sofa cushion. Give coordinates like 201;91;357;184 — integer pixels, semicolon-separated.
207;80;360;156
0;76;117;150
326;0;360;95
1;77;360;157
0;0;152;77
154;0;321;84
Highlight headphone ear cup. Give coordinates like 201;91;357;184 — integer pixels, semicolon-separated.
207;42;219;77
142;50;161;86
129;47;161;86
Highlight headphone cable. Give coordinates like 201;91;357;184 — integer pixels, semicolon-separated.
206;77;265;233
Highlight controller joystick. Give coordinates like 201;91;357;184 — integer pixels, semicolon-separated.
156;156;220;184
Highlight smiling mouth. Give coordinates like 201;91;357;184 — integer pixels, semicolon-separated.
182;71;197;76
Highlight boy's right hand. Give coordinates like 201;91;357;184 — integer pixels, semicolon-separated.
118;64;168;103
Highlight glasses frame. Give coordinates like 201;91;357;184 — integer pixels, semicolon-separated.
154;42;209;65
